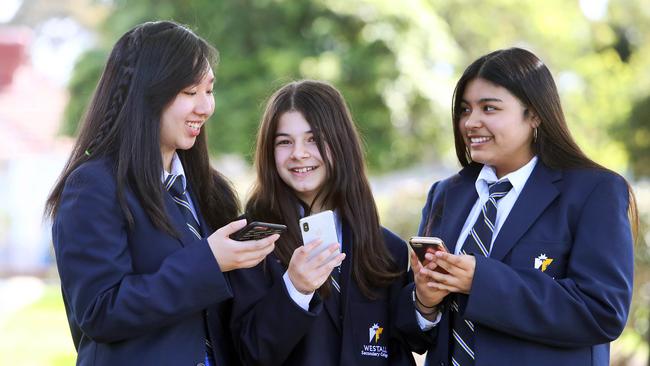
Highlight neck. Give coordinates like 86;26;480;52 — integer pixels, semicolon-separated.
494;154;534;179
162;150;174;173
301;196;327;214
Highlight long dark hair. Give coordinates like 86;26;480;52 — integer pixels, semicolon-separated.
448;47;637;238
45;20;238;234
246;80;401;298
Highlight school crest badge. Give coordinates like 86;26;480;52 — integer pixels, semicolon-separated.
534;254;553;272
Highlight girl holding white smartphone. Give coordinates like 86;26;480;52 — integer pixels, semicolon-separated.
227;80;431;365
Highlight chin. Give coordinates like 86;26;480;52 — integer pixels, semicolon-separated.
179;141;197;151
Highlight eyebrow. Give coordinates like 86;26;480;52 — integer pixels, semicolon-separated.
274;130;313;138
462;98;503;104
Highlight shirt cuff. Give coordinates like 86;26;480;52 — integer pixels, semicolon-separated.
283;271;314;310
416;309;442;330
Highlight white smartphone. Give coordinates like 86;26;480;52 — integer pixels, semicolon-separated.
299;210;340;260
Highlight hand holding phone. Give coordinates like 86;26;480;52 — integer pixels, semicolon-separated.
408;236;449;273
231;221;287;241
208;219;278;272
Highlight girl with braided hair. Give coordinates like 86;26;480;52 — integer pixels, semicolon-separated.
45;20;276;365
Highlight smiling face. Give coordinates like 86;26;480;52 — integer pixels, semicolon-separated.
459;78;537;177
274;110;328;208
159;67;215;171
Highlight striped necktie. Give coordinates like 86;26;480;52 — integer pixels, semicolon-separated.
164;174;201;240
450;180;512;366
164;174;215;365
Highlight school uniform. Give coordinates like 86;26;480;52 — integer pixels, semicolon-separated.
52;157;239;365
408;159;633;366
227;222;430;365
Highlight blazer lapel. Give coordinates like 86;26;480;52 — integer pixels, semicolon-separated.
441;168;480;254
489;162;562;261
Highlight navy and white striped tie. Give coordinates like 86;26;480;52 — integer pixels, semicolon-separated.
450;180;512;366
164;174;215;365
164;174;201;240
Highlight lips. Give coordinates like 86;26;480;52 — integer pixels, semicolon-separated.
185;121;203;136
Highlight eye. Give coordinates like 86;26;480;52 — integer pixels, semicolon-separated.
206;89;213;95
307;135;317;144
484;105;497;112
275;138;291;146
459;106;470;116
183;91;197;96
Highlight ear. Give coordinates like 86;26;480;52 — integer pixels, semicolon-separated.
526;109;541;128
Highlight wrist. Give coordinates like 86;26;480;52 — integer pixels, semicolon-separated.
414;288;437;309
413;289;439;316
288;271;313;295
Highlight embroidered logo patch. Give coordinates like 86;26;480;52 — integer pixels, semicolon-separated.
534;254;554;272
361;323;388;359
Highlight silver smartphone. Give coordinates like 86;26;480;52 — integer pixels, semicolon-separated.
299;210;340;260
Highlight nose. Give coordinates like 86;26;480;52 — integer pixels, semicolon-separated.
195;93;215;118
463;111;481;129
290;141;310;160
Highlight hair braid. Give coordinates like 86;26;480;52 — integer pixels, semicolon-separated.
86;27;143;156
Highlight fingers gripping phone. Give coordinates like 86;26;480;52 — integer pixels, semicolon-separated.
231;221;287;241
299;210;340;261
408;236;449;273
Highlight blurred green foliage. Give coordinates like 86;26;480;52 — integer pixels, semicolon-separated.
62;0;650;174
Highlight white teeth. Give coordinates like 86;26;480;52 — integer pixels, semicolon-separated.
292;166;315;173
470;136;491;143
185;121;202;131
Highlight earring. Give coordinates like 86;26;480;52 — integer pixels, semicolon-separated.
533;127;538;143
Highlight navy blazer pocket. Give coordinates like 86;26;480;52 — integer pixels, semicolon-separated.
507;240;570;278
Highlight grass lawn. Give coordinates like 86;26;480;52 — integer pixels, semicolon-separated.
0;280;645;366
0;282;76;366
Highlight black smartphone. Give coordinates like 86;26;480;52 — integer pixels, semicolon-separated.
408;236;449;273
231;221;287;241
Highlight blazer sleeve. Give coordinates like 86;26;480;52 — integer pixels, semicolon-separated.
228;260;323;366
466;173;634;347
392;276;439;353
53;164;232;343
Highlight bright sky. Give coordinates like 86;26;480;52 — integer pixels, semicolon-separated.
580;0;609;21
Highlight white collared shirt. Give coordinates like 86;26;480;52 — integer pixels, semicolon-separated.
161;152;200;224
454;156;538;254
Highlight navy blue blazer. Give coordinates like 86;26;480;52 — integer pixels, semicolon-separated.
409;162;634;366
227;223;430;365
52;158;239;365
